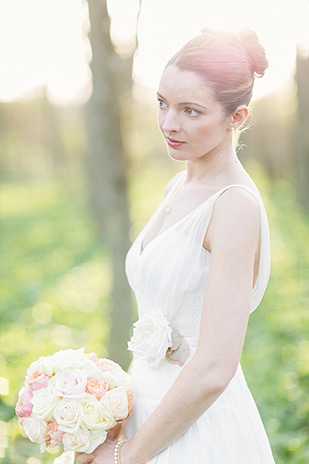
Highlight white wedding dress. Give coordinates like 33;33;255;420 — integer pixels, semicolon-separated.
123;169;276;463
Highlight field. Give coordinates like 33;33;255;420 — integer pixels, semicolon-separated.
0;164;308;463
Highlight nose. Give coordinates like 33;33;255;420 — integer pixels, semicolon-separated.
159;108;181;134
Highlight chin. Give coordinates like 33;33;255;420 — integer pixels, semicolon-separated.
167;148;204;162
166;147;188;160
167;152;188;162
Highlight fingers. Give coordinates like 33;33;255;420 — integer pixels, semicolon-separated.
75;452;94;464
107;423;122;440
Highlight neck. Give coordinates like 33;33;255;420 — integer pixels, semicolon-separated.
184;145;240;185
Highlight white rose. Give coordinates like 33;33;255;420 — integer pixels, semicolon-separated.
127;312;173;368
98;409;117;430
99;371;117;389
53;369;87;399
62;424;91;452
80;359;103;378
31;385;60;420
86;370;121;391
79;394;115;430
53;399;82;433
87;429;108;453
23;417;46;444
99;387;128;420
112;370;132;392
96;358;123;375
27;356;54;377
50;348;85;373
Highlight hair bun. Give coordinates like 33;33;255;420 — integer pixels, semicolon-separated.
172;27;268;114
237;28;268;78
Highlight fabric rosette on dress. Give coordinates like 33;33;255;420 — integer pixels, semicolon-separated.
127;311;190;368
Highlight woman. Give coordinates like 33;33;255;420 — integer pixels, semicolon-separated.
77;27;276;464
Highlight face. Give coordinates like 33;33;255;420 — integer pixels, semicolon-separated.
157;65;232;161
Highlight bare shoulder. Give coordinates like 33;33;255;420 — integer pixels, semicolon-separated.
215;186;260;216
163;170;184;198
205;187;261;253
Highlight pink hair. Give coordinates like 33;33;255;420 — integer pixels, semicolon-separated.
165;28;268;116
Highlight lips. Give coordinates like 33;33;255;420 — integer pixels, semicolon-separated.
166;136;185;148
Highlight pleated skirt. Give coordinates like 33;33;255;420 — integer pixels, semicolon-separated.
123;360;276;463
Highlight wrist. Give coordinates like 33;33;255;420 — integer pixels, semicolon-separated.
120;437;144;464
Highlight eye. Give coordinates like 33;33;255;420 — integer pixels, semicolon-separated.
184;107;199;117
158;99;167;109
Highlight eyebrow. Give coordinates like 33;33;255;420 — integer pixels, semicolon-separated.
156;92;208;110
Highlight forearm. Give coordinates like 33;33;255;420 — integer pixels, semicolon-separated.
126;356;227;464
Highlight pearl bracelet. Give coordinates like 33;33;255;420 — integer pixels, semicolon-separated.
114;438;126;464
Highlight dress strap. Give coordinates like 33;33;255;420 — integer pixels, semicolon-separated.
207;183;263;206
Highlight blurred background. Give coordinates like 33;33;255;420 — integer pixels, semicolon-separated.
0;0;308;462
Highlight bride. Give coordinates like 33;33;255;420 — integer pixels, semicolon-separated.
76;27;276;464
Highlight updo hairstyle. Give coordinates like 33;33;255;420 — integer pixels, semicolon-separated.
165;28;268;116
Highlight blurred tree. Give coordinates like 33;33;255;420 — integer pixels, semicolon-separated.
239;89;297;181
0;102;9;182
85;0;141;368
295;48;309;211
0;96;73;181
40;86;67;179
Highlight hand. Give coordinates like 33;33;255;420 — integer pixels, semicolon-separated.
75;438;131;464
106;422;123;441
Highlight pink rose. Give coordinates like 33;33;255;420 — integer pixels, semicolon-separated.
127;391;133;416
15;386;33;418
44;421;64;447
53;369;87;399
26;370;49;391
96;358;121;374
86;377;110;399
85;353;99;364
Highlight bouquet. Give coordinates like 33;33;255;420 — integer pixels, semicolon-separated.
15;348;132;454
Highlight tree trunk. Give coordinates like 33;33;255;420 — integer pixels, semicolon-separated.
0;103;9;181
295;48;309;211
85;0;135;369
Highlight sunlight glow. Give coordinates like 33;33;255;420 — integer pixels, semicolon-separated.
133;0;309;101
0;0;308;105
0;0;91;104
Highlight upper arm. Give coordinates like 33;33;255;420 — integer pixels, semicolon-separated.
194;188;261;385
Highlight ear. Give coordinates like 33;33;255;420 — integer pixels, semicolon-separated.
228;105;249;130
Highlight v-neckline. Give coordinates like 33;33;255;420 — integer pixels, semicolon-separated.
139;172;260;258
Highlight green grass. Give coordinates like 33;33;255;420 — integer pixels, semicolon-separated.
0;180;112;463
0;165;308;463
241;164;309;463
